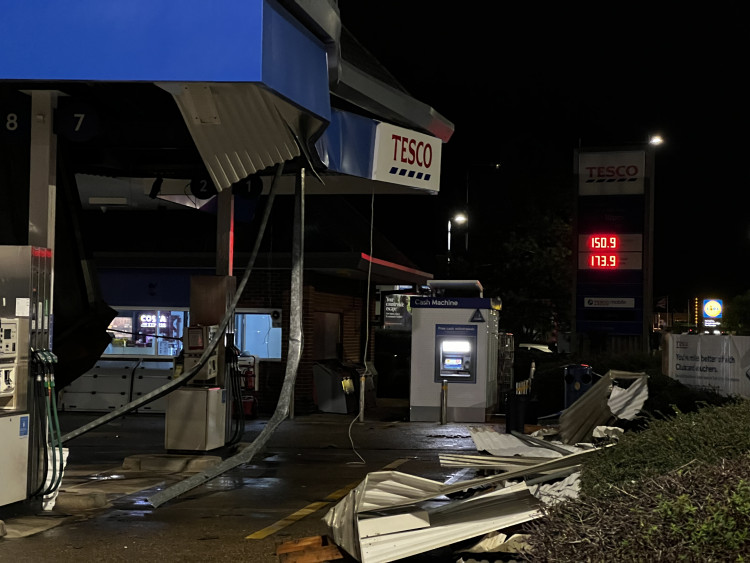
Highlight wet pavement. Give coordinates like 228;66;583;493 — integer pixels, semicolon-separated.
0;401;504;562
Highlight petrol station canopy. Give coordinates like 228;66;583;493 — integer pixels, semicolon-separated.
0;0;454;199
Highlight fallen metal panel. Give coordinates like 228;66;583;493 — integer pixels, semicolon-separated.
528;471;581;505
607;371;648;420
358;483;541;563
510;431;575;456
356;471;448;513
439;453;551;470
325;450;597;560
469;426;577;458
357;510;430;538
558;372;615;444
559;370;648;444
469;427;560;458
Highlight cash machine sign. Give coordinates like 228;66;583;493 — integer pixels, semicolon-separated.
470;309;485;323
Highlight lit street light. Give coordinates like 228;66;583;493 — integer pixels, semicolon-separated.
649;134;664;146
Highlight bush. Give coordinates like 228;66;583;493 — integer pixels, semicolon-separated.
580;400;750;498
521;400;750;561
523;455;750;562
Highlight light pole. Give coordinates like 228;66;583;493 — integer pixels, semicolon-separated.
464;162;500;256
447;212;467;277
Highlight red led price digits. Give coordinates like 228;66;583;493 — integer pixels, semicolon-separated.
590;254;617;268
588;235;619;249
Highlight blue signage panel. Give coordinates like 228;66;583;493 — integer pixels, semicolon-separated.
1;0;265;82
19;415;29;437
411;297;491;309
315;109;378;179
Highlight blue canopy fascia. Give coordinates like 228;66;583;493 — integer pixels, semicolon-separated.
315;109;377;180
0;0;330;122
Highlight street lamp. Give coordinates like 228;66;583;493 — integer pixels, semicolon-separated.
649;134;664;146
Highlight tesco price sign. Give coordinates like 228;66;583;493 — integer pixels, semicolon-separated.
577;233;643;270
372;122;441;192
578;151;645;196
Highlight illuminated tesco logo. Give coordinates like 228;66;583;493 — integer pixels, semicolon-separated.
391;134;433;168
584;165;639;180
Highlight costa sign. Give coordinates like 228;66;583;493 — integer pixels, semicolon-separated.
372;122;441;193
578;150;646;195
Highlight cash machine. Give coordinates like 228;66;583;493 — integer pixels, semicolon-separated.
409;281;502;422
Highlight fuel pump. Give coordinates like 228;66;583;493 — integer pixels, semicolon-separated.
1;317;30;507
1;318;19;396
0;246;56;508
182;324;220;382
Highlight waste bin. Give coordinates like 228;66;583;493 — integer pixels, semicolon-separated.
563;364;593;408
313;362;358;414
505;392;527;433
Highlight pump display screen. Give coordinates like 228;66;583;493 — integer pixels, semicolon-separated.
187;327;205;350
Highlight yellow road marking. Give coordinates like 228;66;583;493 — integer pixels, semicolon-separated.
246;459;411;540
246;502;330;540
381;458;410;470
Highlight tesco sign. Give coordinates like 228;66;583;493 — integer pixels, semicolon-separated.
392;134;433;168
372;122;441;193
578;150;646;196
584;164;640;181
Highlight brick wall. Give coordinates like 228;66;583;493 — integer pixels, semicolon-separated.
239;271;375;416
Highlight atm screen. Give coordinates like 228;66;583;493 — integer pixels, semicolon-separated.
443;356;463;370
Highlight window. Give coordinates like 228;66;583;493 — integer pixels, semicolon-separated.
104;307;282;360
233;309;282;360
105;308;187;357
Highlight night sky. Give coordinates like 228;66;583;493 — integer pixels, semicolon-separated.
338;3;747;310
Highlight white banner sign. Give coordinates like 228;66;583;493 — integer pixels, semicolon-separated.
372;122;441;192
665;333;750;398
578;151;645;196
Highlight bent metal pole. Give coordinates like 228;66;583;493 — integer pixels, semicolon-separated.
148;166;306;509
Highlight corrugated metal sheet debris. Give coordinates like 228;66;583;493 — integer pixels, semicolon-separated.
160;82;327;191
559;370;648;445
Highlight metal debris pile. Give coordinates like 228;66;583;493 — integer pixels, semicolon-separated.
323;370;649;562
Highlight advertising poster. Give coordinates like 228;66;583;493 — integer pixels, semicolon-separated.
665;333;750;398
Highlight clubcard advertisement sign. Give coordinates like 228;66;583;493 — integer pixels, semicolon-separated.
665;333;750;398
